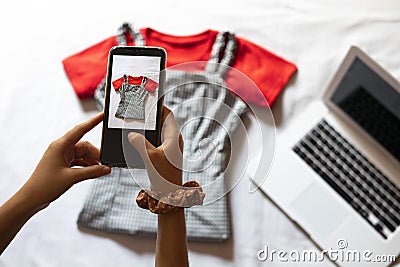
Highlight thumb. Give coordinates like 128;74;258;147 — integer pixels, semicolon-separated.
71;165;111;183
127;132;155;165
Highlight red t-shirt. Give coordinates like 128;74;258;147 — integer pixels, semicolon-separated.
62;28;297;106
112;76;158;93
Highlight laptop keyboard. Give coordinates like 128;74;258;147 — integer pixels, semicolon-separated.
292;119;400;239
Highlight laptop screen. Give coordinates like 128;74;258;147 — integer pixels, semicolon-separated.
330;57;400;162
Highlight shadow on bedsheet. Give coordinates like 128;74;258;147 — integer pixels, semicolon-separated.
78;226;234;260
270;71;298;127
79;98;98;112
78;226;156;253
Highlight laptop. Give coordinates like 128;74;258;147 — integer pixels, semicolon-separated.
258;46;400;266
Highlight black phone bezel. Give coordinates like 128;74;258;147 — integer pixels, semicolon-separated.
100;46;166;168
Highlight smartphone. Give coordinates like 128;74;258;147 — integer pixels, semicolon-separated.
100;46;166;168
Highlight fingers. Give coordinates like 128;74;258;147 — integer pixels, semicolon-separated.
127;131;155;166
70;165;111;183
73;141;101;166
161;106;172;125
178;133;184;153
63;113;104;145
71;159;90;167
67;140;110;183
160;108;182;148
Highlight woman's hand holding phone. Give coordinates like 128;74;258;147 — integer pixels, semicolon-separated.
129;106;189;267
100;46;166;168
21;113;111;210
128;106;184;192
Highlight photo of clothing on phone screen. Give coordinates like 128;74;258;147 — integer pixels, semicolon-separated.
108;55;161;130
112;75;158;120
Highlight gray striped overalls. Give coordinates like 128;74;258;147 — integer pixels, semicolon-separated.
80;23;248;241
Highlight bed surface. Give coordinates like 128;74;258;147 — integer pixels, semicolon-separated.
0;0;399;266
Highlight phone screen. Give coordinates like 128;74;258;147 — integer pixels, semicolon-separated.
108;55;161;130
101;47;166;168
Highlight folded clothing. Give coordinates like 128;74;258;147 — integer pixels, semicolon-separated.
78;168;231;242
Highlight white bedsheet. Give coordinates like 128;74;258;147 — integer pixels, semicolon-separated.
0;0;399;266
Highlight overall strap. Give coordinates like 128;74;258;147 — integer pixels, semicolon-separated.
205;31;237;76
140;76;147;87
93;24;145;111
117;23;146;46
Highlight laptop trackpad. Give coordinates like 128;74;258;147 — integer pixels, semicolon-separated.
290;183;349;240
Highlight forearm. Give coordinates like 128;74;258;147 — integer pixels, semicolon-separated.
0;187;41;255
156;208;188;267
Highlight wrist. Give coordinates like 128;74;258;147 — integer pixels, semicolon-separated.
3;191;41;225
158;207;184;220
14;184;49;215
157;208;185;233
